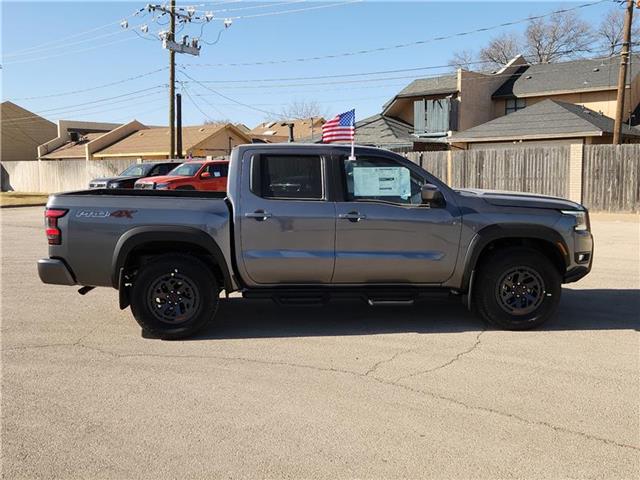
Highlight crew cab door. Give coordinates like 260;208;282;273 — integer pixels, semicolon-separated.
332;154;461;284
237;152;335;285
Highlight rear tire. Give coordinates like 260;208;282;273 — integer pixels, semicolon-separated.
130;254;219;339
472;247;561;330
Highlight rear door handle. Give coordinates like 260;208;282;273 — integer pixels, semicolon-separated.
338;211;366;222
245;210;272;221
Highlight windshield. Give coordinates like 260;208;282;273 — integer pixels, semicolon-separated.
167;163;203;176
119;164;150;177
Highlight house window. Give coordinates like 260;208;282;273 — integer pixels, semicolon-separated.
505;98;526;115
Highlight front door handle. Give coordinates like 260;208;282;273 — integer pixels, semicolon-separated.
338;211;366;222
245;210;272;221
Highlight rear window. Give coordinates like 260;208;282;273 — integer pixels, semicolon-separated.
168;163;203;177
252;155;323;200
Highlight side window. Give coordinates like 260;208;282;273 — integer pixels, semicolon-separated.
206;163;229;178
252;155;323;200
343;156;424;206
151;164;171;176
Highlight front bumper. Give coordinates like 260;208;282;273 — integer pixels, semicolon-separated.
563;230;594;283
37;258;76;285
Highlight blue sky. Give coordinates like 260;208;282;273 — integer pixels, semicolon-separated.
1;0;620;128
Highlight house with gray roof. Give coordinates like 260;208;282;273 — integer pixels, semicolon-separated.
448;55;640;149
490;55;640;123
362;56;528;150
448;99;640;149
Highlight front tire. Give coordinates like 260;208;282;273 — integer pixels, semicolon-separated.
472;247;561;330
130;254;219;339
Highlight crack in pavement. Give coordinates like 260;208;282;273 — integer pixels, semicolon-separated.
5;338;638;452
363;348;418;377
2;325;101;353
393;328;486;382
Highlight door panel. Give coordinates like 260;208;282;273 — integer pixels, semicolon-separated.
239;154;335;285
332;155;460;284
333;202;459;283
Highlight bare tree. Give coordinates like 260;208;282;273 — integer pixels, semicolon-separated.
266;100;329;121
479;32;522;68
597;7;640;56
524;11;594;63
448;49;477;70
204;118;232;125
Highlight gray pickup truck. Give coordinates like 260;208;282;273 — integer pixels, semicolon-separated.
38;144;593;339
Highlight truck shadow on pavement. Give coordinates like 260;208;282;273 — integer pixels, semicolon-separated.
191;288;640;340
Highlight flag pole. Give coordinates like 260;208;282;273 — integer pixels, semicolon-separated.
349;109;356;160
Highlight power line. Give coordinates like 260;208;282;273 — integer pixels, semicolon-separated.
179;50;630;92
2;86;168;124
178;69;280;116
3;35;138;66
181;83;216;121
178;62;490;84
183;0;612;68
203;0;361;21
197;0;309;14
2;7;145;57
11;68;168;100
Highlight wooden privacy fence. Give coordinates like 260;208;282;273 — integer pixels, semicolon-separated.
406;146;570;199
407;145;639;212
582;145;640;212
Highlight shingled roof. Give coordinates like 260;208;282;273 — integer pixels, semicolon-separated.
448;99;640;143
395;74;458;98
354;114;415;147
40;133;105;160
493;55;640;98
382;74;458;114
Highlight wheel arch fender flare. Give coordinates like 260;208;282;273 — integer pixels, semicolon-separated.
111;225;232;291
462;223;570;292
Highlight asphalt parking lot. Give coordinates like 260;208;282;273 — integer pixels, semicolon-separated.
1;206;639;479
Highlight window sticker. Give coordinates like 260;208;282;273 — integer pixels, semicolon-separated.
353;167;411;198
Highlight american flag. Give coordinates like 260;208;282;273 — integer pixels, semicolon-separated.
322;109;355;143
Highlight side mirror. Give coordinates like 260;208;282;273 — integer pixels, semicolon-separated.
200;171;211;179
421;183;444;206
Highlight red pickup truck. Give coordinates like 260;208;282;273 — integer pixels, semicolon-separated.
134;160;229;191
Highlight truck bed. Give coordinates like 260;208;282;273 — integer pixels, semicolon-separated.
55;188;227;199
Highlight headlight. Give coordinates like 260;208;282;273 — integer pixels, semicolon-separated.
155;183;170;190
561;210;589;231
108;183;119;189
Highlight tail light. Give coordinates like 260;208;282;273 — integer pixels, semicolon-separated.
45;208;68;245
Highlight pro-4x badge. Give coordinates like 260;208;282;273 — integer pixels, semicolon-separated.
76;210;137;219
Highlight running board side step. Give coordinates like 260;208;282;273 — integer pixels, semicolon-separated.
367;299;415;306
242;287;446;306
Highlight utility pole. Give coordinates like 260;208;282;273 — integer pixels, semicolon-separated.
614;0;634;144
141;3;209;157
176;93;183;158
169;0;176;158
